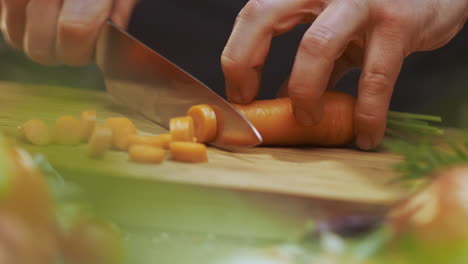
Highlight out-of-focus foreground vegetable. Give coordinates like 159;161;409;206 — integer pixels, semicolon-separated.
0;134;123;264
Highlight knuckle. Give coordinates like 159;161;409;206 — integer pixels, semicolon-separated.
374;3;412;27
57;19;96;39
360;71;392;96
220;52;241;77
301;24;336;59
288;85;317;102
355;110;379;125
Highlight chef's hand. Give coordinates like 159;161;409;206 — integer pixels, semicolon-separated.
0;0;138;65
222;0;468;150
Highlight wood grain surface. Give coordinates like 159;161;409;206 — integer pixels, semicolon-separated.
0;82;409;205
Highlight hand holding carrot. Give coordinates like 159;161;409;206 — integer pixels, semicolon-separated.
222;0;468;150
0;0;138;65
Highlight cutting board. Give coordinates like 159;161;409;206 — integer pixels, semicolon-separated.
0;82;408;205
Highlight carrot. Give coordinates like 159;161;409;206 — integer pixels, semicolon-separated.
128;135;165;148
88;125;113;158
80;110;96;142
187;104;217;143
158;134;172;149
105;117;137;150
232;91;356;146
128;145;165;164
53;116;82;145
169;116;194;142
170;142;208;163
18;120;51;146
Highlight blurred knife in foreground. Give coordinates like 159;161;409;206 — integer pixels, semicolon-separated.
95;21;262;147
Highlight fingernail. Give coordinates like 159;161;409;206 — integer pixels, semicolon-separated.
225;82;243;103
356;134;374;150
295;107;316;126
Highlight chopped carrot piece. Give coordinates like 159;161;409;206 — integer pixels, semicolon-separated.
170;116;194;142
128;145;165;164
53;116;81;145
187;104;217;143
80;110;96;142
18;119;51;145
88;125;113;158
128;135;165;148
170;142;208;163
105;117;137;150
158;134;172;149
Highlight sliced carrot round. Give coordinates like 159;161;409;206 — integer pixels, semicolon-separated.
169;116;194;142
128;135;165;148
88;125;113;158
187;104;217;143
105;117;137;150
18;120;51;146
158;134;172;149
170;142;208;163
80;110;97;142
53;116;82;145
128;145;165;164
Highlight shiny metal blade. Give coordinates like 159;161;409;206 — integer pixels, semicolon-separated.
95;21;262;147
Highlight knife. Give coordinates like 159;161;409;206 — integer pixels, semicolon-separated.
95;21;262;147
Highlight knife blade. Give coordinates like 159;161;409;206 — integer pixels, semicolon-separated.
95;21;262;147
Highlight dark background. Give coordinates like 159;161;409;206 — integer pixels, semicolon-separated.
0;0;467;126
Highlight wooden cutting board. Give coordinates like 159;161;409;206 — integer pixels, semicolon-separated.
0;82;408;205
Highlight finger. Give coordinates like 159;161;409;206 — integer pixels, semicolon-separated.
288;0;368;125
354;30;405;150
1;0;29;50
111;0;139;29
277;77;289;98
222;0;326;104
23;0;61;65
328;42;363;87
56;0;112;66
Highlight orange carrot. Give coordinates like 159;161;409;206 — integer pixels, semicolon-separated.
158;134;172;149
128;145;165;164
170;142;208;163
88;125;113;158
169;116;194;142
18;120;51;146
128;135;165;148
53;116;82;145
105;117;137;150
80;110;96;142
187;104;217;143
232;91;355;146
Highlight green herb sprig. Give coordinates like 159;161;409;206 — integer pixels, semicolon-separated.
386;111;444;140
385;132;468;181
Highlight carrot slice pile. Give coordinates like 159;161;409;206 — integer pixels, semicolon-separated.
158;134;172;149
169;116;194;142
128;135;165;148
187;104;217;143
80;110;96;142
128;145;165;164
53;116;82;145
170;142;207;163
105;117;137;150
233;91;356;146
88;125;113;158
18;120;51;146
